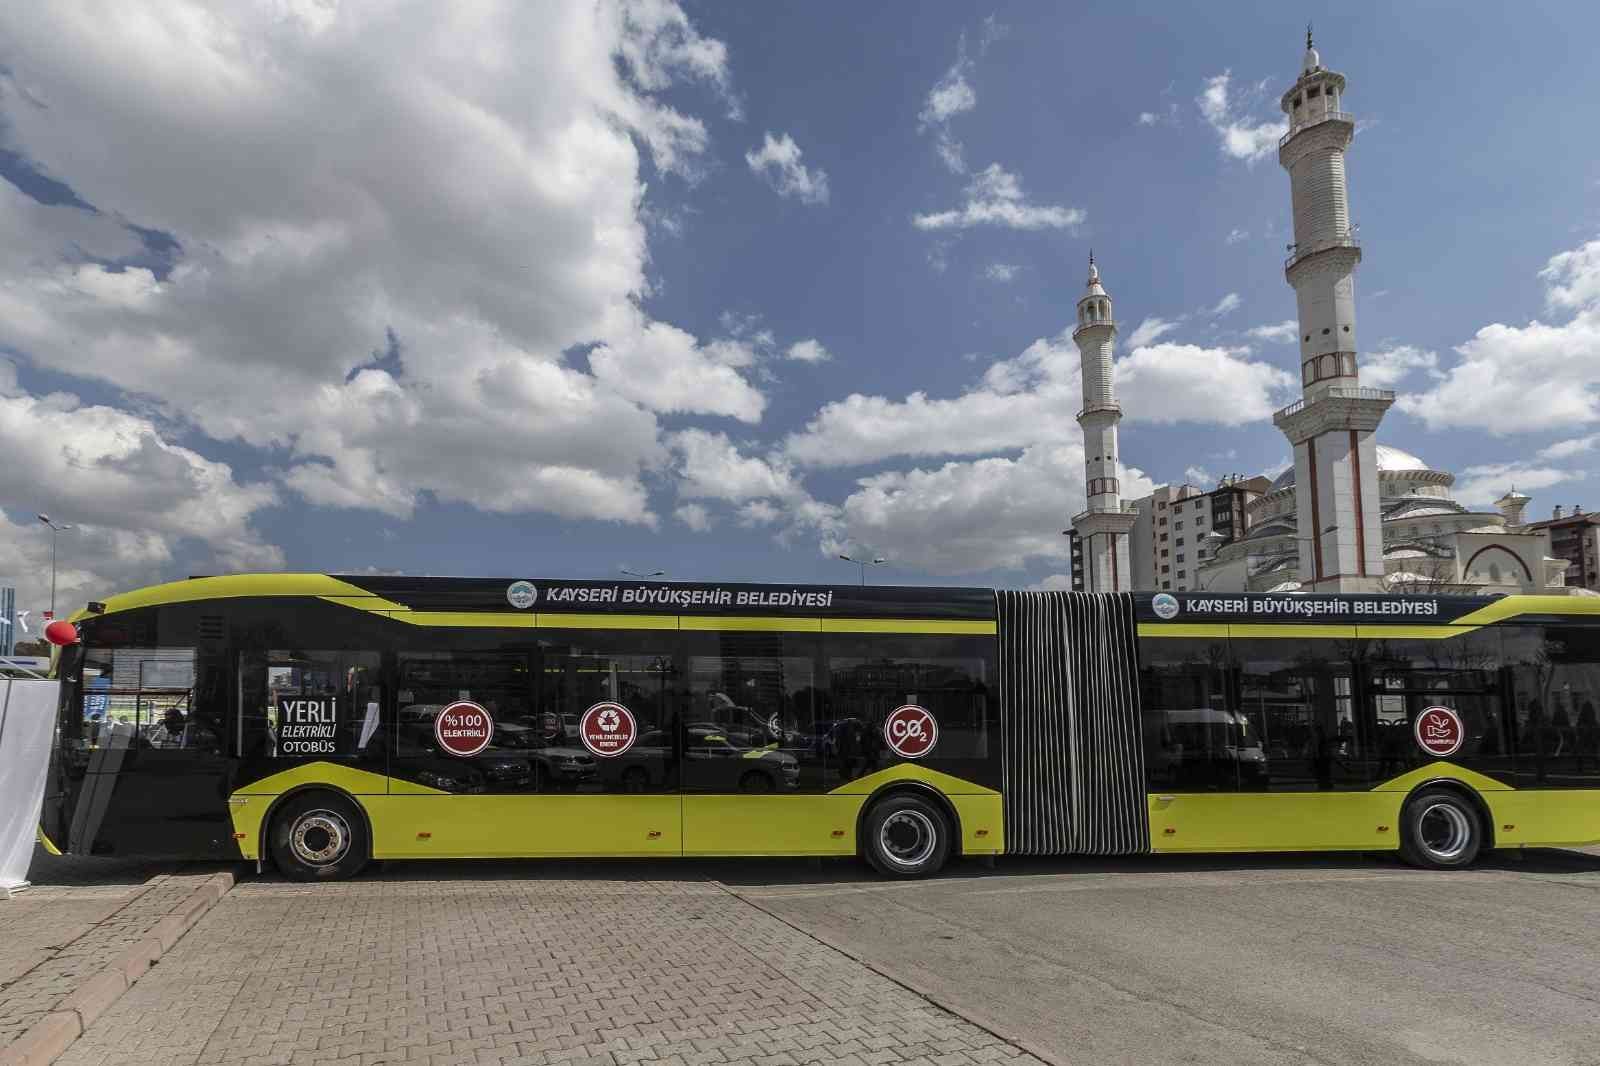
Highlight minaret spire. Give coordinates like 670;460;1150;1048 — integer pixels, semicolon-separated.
1069;255;1136;591
1272;31;1391;592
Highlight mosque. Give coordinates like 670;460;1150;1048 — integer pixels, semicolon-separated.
1068;32;1575;596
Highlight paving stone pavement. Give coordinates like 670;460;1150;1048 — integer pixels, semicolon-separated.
53;867;1043;1066
0;861;223;1051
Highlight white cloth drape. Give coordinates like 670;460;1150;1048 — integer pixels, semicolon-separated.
0;678;59;895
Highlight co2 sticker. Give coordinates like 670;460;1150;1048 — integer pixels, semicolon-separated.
883;704;938;759
1414;705;1464;758
579;701;637;758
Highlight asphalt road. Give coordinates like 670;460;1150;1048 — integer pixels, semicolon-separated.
722;849;1600;1066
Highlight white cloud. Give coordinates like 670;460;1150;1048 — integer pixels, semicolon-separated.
785;339;831;363
784;329;1293;470
1398;238;1600;433
1225;228;1249;245
913;164;1084;232
919;35;977;173
0;2;753;527
745;132;830;205
829;444;1155;575
983;263;1019;283
739;500;783;527
670;429;799;502
674;502;713;532
1116;343;1296;425
784;334;1081;467
1246;320;1298;344
1360;345;1439;390
1453;462;1586;509
1137;112;1159;126
1542;238;1600;310
1127;317;1180;348
0;379;282;617
1184;465;1215;487
1207;292;1242;317
1031;573;1075;591
1539;434;1600;460
589;316;767;422
1197;72;1287;164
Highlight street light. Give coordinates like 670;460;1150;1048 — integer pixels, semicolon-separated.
619;566;665;579
37;514;75;617
838;554;886;586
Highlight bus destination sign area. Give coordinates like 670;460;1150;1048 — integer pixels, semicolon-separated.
1135;592;1501;626
337;575;996;620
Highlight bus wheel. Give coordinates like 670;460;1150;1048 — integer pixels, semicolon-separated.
863;793;950;879
1400;788;1483;870
269;792;369;882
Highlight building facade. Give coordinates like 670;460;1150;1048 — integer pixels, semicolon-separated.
1198;446;1573;594
1068;256;1138;591
1524;507;1600;592
1128;476;1272;592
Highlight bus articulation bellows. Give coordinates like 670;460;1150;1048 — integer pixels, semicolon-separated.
42;574;1600;880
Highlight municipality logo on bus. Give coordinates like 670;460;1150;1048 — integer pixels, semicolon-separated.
506;580;538;610
1152;593;1180;620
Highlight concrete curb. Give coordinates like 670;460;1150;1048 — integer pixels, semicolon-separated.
0;871;235;1066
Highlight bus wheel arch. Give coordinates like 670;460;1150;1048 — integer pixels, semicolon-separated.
261;786;373;882
856;782;961;876
1399;781;1491;869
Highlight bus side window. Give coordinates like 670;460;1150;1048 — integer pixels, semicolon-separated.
1503;625;1600;788
1232;635;1363;792
1137;636;1236;791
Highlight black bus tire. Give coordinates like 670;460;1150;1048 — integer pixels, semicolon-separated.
269;791;370;882
1399;787;1483;870
862;793;951;879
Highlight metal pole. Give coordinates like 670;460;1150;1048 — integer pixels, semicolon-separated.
50;530;57;617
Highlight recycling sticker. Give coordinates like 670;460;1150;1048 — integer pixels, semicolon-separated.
579;701;637;758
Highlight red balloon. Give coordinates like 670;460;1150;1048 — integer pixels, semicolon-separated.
44;620;79;646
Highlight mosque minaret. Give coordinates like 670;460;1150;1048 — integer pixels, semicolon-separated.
1070;253;1137;591
1270;28;1391;592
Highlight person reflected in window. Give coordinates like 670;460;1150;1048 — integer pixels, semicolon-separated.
1577;701;1598;775
147;707;189;749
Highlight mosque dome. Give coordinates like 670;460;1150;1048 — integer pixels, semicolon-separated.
1270;444;1434;491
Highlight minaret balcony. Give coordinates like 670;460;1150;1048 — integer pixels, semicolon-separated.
1284;234;1360;271
1076;401;1122;419
1071;319;1116;340
1278;110;1353;150
1273;385;1395;442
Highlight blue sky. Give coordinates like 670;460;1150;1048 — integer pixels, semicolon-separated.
1;1;1597;615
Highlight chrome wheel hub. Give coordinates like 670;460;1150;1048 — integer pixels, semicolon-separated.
290;809;351;867
880;810;937;868
1418;802;1472;862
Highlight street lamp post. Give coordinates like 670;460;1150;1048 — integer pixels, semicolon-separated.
36;514;74;618
837;554;885;587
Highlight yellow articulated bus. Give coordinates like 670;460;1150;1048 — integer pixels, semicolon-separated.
40;574;1600;880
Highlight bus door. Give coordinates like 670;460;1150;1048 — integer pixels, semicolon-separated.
67;646;235;856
